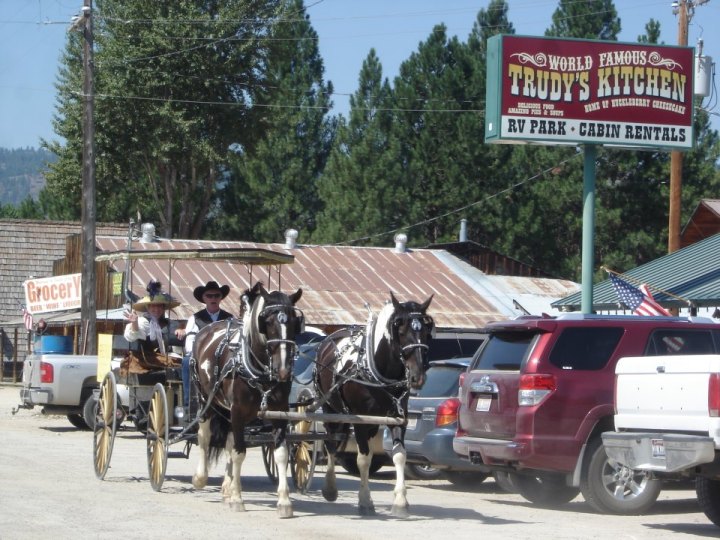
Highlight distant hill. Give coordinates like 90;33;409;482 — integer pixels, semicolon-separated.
0;148;56;206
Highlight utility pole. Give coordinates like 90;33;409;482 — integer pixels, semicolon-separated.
71;0;96;354
669;0;709;253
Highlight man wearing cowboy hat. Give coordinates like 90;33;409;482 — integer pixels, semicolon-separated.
123;280;184;372
180;280;233;407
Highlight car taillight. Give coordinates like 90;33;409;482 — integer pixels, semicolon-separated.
436;398;460;427
709;373;720;417
458;372;466;401
40;361;54;384
518;373;556;406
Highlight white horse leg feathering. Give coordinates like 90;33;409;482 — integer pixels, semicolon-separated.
274;442;292;518
391;440;409;517
192;419;211;489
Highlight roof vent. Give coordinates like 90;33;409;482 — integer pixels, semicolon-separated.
394;233;408;253
459;218;468;242
285;228;298;249
140;223;157;243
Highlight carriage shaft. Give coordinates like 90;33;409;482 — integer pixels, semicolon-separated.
258;410;404;425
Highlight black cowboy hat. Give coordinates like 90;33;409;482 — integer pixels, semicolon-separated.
193;280;230;303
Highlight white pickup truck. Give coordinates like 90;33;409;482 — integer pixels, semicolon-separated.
16;353;100;430
602;354;720;528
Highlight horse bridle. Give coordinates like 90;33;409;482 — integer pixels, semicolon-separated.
258;304;303;353
394;311;433;360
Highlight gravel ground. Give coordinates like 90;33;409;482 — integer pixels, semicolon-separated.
1;383;717;540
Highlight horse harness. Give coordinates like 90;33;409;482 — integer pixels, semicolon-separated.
201;302;302;411
313;309;432;418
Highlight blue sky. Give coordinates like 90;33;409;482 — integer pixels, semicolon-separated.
1;0;718;149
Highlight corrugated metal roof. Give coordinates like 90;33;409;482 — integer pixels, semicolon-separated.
553;232;720;311
96;236;579;329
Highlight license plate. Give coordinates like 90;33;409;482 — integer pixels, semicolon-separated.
475;397;491;412
406;417;417;430
651;438;666;459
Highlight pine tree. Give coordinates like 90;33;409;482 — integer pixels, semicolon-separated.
216;0;335;243
313;49;404;245
389;25;489;245
545;0;620;39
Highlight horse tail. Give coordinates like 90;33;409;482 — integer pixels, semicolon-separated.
208;412;231;462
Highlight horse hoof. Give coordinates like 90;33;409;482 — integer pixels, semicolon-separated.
322;487;338;502
358;504;376;516
391;505;410;518
229;501;246;512
277;504;294;519
192;476;207;489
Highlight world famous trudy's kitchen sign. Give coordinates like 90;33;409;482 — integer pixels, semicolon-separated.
485;35;694;150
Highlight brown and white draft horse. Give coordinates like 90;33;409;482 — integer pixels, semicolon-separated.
190;282;303;518
314;292;434;517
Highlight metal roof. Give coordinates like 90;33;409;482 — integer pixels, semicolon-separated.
96;247;294;265
95;236;579;329
553;232;720;311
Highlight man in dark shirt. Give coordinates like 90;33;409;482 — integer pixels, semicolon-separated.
180;280;233;407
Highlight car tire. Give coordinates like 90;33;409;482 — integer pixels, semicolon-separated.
405;463;442;480
67;413;89;430
493;471;518;493
513;472;580;506
444;470;489;486
580;437;661;515
696;477;720;527
82;394;97;430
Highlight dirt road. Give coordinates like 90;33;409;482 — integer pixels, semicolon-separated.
1;384;716;539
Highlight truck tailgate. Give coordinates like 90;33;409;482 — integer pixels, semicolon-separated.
615;354;720;433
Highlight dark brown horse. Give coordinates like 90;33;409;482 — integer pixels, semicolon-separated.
190;282;303;518
314;292;433;517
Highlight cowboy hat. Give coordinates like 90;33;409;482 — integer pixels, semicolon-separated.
131;280;181;311
193;280;230;303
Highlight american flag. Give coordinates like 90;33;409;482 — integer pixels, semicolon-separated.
609;274;671;317
22;306;34;331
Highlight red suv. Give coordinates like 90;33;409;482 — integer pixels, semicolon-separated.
453;313;720;514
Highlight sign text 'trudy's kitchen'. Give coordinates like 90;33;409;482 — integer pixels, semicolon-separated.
484;35;694;149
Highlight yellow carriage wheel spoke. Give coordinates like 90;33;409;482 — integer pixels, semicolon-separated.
94;372;117;481
147;384;168;492
294;442;311;485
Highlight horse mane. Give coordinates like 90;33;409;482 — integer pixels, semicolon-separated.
373;302;395;355
242;283;267;346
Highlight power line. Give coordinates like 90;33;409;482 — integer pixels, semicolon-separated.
72;90;486;114
338;153;582;246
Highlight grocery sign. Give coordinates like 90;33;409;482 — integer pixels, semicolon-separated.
23;273;82;314
485;35;694;149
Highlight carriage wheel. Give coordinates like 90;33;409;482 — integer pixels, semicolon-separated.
93;371;118;480
290;402;319;494
147;383;169;492
262;443;279;485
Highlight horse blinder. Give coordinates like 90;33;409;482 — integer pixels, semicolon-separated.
257;307;304;336
392;314;434;339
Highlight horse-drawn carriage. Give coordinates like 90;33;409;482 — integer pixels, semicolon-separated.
91;243;435;518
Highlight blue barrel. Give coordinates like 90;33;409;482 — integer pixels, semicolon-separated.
36;335;73;354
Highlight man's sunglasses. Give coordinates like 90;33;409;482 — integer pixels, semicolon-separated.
204;293;222;299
